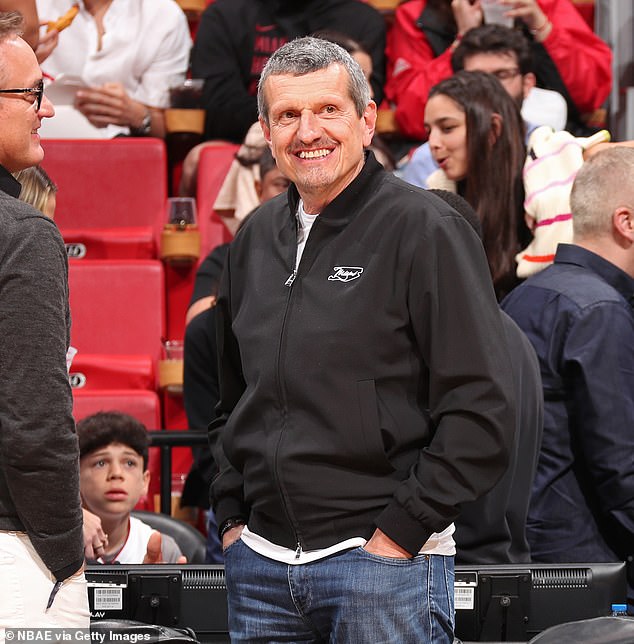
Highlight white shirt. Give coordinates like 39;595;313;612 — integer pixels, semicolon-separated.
37;0;192;137
95;516;182;564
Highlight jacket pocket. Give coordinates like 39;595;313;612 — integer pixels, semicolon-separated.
357;379;394;473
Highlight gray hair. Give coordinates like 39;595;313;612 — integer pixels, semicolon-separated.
571;146;634;240
0;12;24;86
0;11;23;43
257;36;371;125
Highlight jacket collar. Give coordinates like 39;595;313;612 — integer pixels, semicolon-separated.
554;243;634;309
0;164;21;199
287;150;384;225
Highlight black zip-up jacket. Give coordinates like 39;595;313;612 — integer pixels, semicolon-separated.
211;154;516;555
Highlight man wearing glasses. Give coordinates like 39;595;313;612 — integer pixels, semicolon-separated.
0;11;89;635
402;23;566;189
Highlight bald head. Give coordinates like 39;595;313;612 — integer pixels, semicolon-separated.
571;147;634;241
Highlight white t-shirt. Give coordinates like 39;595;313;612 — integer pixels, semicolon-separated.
95;516;182;564
37;0;192;137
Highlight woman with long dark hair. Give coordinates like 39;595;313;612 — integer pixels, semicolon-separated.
424;70;528;298
386;0;612;140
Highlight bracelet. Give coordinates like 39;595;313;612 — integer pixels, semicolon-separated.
218;517;245;540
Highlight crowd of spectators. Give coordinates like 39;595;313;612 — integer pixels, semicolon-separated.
4;0;631;618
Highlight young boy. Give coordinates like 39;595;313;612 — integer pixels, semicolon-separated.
77;411;185;564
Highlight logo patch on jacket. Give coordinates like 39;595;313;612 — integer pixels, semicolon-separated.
328;266;364;282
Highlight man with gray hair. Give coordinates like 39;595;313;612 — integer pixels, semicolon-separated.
211;36;516;641
0;11;89;634
502;146;634;609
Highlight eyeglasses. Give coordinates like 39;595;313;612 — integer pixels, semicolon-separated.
491;68;521;82
0;80;44;111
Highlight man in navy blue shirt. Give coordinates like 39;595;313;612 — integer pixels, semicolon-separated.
502;146;634;607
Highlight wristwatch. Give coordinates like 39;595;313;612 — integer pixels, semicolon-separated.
218;517;245;540
133;109;152;136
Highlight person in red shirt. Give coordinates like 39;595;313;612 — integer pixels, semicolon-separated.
385;0;612;140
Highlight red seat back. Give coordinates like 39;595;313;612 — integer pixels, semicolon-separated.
41;139;168;258
68;259;165;364
196;143;239;256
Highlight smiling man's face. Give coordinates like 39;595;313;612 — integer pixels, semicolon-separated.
0;35;54;172
260;63;376;214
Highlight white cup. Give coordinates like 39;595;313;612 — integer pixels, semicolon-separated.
481;0;513;28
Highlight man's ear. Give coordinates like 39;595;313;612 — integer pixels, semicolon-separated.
614;206;634;244
362;100;377;148
522;72;536;100
259;116;272;148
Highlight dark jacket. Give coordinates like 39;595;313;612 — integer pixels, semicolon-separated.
211;153;516;555
455;312;543;564
502;244;634;567
191;0;386;142
0;166;84;581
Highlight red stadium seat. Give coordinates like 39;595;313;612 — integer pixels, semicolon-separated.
69;354;155;391
41;139;168;259
196;143;239;255
73;388;162;429
68;259;166;364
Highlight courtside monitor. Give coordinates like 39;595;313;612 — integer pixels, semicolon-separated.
454;562;627;641
86;564;229;643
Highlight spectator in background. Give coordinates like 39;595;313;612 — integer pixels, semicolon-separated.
501;147;634;607
14;164;57;218
431;189;543;565
425;70;528;298
77;412;187;565
424;70;622;298
402;23;558;188
386;0;612;141
0;10;88;629
35;0;191;138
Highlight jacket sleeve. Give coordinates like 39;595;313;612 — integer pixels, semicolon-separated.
374;208;516;554
208;246;249;528
385;0;454;141
539;0;612;114
563;303;634;537
0;214;84;580
191;5;258;143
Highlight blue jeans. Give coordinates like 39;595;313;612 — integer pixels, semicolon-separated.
224;538;454;643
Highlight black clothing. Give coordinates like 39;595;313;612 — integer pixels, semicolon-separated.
211;153;516;556
455;312;543;564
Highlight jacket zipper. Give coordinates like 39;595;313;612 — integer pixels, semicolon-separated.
273;224;304;553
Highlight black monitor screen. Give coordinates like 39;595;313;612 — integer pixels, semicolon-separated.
86;564;229;643
454;562;627;641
